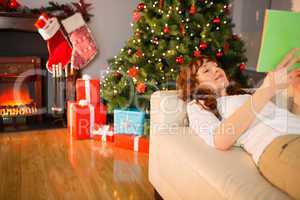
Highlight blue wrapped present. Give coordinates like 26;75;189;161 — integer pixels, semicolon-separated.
114;109;145;136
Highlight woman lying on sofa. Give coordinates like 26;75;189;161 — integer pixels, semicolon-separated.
177;48;300;200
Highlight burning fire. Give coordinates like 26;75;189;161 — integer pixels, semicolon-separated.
0;84;33;106
0;84;38;117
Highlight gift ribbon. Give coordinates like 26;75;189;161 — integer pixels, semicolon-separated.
133;136;140;152
91;125;113;142
83;75;91;103
69;100;95;137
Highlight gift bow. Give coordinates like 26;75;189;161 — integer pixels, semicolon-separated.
92;125;114;142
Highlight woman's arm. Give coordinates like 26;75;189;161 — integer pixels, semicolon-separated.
213;84;274;150
214;48;300;150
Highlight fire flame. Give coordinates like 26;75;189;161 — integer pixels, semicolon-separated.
0;84;33;106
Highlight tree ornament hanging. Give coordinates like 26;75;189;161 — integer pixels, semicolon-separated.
213;17;221;24
189;4;197;15
159;0;164;9
216;51;224;58
239;63;246;71
179;23;186;35
135;49;143;58
128;66;139;78
137;3;145;11
133;11;142;22
223;42;230;53
136;82;147;94
113;71;123;80
176;56;184;64
193;50;201;58
163;26;170;34
199;42;208;50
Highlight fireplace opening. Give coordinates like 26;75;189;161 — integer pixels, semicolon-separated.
0;57;42;130
0;82;38;117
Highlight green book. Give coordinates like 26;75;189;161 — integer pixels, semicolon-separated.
257;9;300;72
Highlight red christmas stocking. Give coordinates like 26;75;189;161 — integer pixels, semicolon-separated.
35;13;72;73
62;13;98;70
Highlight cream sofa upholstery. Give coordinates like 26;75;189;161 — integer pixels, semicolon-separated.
149;90;292;200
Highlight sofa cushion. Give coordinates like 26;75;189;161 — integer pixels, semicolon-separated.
154;127;291;200
151;91;188;128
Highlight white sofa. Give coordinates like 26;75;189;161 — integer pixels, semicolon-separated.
149;90;292;200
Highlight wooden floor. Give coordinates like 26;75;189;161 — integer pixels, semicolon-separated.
0;129;154;200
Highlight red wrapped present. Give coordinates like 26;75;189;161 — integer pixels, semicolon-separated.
68;100;95;140
76;75;100;105
91;125;114;142
114;134;149;153
94;103;107;126
68;101;107;128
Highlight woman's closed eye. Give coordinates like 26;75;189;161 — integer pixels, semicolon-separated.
203;68;209;73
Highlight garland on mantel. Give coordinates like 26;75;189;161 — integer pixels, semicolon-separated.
0;0;93;22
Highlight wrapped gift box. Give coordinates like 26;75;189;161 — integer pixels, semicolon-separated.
76;75;100;105
67;101;107;128
91;125;114;142
114;109;145;136
114;134;149;153
94;103;107;126
68;100;95;140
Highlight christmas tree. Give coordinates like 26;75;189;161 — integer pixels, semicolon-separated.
102;0;249;113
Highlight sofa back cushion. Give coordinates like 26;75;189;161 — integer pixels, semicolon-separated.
150;91;188;131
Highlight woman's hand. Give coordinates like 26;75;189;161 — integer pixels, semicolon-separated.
262;48;300;95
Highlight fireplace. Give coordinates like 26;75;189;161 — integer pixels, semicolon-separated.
0;57;42;126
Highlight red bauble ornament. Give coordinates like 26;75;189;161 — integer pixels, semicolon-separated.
135;49;143;58
223;42;230;53
128;66;139;78
216;51;223;58
189;5;197;15
133;11;142;22
213;17;221;24
0;0;4;6
193;50;201;58
179;24;185;35
137;3;145;11
199;42;208;50
239;63;246;71
163;26;170;34
113;71;123;80
176;56;184;64
8;0;20;9
136;82;147;94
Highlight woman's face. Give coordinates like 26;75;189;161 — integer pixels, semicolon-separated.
195;59;229;93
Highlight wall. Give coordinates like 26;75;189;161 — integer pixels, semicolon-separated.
20;0;139;78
